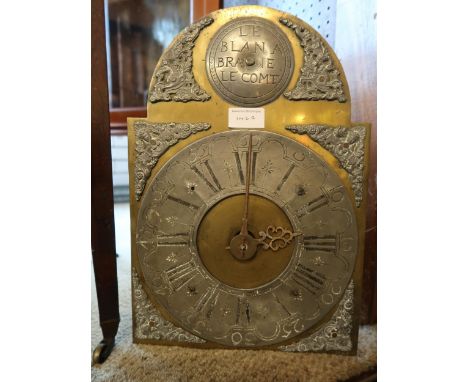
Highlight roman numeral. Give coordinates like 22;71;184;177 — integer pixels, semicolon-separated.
303;235;337;253
235;297;241;324
234;151;245;185
156;233;189;247
194;286;219;319
167;195;200;210
292;263;326;295
296;193;328;218
276;163;296;191
234;151;258;185
245;300;251;324
234;297;251;324
191;160;222;192
251;152;258;185
165;261;197;292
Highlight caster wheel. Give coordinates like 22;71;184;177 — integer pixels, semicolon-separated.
92;338;115;365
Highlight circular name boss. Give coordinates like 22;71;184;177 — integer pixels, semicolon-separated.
206;17;294;107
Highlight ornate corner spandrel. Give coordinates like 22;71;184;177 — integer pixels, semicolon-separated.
148;16;214;103
132;268;206;343
279;18;346;103
286;125;366;207
134;121;211;200
279;280;354;352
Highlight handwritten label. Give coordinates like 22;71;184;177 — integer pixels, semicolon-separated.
228;108;265;129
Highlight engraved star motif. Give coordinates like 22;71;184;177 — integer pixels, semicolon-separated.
166;252;177;263
261;159;275;176
186;285;197;296
312;256;326;266
290;289;303;301
313;219;327;229
223;160;233;176
295;185;306;196
165;216;178;226
257;304;269;317
186;181;197;194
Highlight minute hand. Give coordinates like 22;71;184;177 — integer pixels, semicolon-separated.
240;133;253;237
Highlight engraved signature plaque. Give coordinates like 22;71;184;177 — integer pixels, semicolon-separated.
206;17;294;107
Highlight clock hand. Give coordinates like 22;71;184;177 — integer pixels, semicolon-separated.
255;225;302;252
228;134;299;260
226;135;256;261
239;133;253;250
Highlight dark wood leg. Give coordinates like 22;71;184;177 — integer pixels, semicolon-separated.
91;0;120;364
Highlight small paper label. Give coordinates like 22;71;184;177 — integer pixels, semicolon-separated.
228;108;265;129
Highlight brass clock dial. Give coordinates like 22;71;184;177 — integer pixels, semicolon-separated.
136;130;358;348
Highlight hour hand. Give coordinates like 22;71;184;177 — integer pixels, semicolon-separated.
256;225;302;251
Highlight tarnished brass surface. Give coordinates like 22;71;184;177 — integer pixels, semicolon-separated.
279;18;346;102
206;17;293;107
129;5;370;353
287;125;366;206
279;280;354;352
149;16;213;103
134;121;211;200
132;268;206;343
198;194;294;288
135;131;358;348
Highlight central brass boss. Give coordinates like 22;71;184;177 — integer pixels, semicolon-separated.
206;17;294;107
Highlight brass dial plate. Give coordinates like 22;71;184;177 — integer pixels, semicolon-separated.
197;194;294;289
206;17;294;107
136;130;358;347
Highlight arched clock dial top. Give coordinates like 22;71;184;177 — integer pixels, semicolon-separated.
136;130;358;347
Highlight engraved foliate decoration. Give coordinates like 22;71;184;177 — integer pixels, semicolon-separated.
134;121;211;200
279;18;346;103
148;17;213;103
286;125;366;207
133;268;205;343
279;280;354;352
206;17;294;107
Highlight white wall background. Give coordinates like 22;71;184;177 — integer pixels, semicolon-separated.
224;0;337;47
